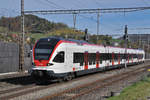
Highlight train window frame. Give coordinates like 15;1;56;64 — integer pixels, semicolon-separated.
53;51;65;63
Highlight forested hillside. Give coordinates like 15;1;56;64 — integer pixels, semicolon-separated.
0;14;68;33
0;15;85;43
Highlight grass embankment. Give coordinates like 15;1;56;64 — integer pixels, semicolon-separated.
27;28;84;41
107;75;150;100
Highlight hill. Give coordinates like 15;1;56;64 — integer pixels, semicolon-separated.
0;14;69;33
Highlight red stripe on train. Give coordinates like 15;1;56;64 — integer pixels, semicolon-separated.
84;52;88;70
118;53;120;64
96;52;100;68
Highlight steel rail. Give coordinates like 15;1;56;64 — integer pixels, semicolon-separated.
38;65;149;100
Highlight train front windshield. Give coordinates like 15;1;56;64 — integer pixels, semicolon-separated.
34;38;59;60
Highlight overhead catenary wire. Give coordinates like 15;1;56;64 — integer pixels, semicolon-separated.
93;0;103;7
74;0;89;8
24;6;150;32
37;0;104;31
22;1;150;35
24;6;150;14
34;0;60;9
31;0;123;32
44;0;66;9
30;0;100;32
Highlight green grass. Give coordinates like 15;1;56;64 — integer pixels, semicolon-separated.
107;76;150;100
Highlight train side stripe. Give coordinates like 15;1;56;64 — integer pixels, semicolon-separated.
48;41;63;61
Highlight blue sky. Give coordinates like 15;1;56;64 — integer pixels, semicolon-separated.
1;0;150;35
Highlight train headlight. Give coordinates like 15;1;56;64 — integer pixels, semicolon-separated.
47;63;54;66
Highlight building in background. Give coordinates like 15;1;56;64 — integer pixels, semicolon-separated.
128;34;150;59
128;34;150;45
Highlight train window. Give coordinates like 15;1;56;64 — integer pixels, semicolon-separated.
109;53;111;62
73;53;78;63
123;54;126;60
99;54;102;64
122;54;125;59
109;53;112;60
122;54;124;59
34;49;52;60
73;53;84;66
89;53;92;65
79;53;84;66
34;39;59;60
108;53;111;60
89;53;95;65
92;53;96;64
102;53;105;60
101;53;105;60
80;62;84;66
138;54;143;59
105;53;108;60
129;54;132;60
100;58;102;64
114;53;118;61
133;54;137;58
53;51;64;63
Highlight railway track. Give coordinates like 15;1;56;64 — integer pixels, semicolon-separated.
38;65;149;100
0;63;149;100
0;84;35;95
0;80;61;100
0;67;122;99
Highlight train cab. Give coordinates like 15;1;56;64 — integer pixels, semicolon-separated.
31;37;68;79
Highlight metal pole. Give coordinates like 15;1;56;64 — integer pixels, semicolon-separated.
124;25;128;68
73;13;76;29
139;34;141;48
148;36;149;51
19;0;25;71
97;10;100;44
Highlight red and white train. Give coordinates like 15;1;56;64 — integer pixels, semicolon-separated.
31;37;145;81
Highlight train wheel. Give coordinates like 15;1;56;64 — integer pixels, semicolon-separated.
64;73;74;81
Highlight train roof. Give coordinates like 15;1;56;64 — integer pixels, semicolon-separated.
38;37;144;52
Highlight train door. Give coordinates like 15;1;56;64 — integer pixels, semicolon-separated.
118;53;120;65
84;52;88;70
96;52;100;68
131;54;133;63
66;47;73;71
128;54;129;64
112;52;114;66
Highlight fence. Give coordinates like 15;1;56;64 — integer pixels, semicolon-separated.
0;42;32;73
